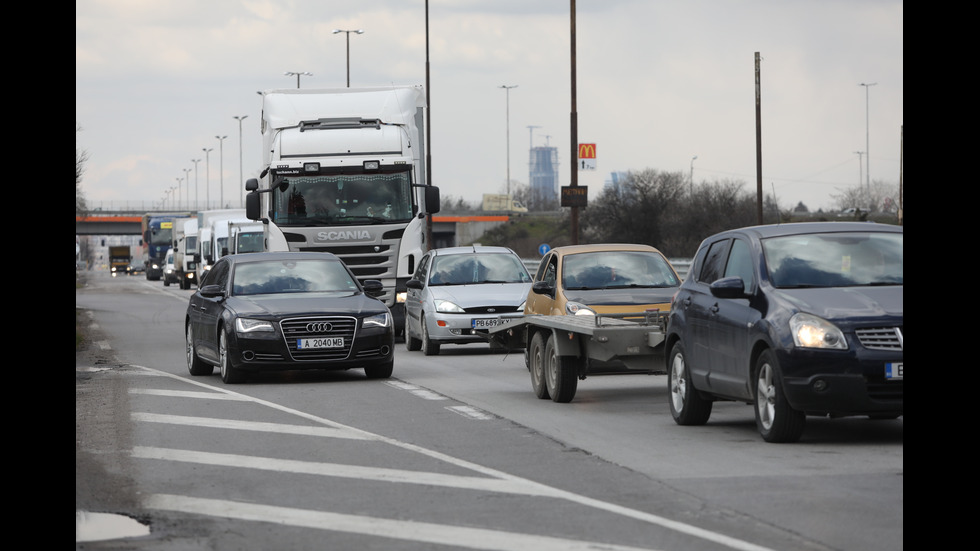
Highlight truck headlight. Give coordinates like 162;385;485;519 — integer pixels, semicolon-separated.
790;313;847;349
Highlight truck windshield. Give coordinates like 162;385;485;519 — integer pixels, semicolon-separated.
236;232;264;253
270;171;414;226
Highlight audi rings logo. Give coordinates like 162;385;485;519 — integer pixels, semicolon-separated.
306;322;333;333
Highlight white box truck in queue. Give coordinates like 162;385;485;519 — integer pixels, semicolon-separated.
245;86;440;335
195;209;249;283
227;221;265;254
171;217;199;289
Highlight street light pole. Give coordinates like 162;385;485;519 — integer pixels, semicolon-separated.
285;71;312;88
859;82;876;191
499;85;517;198
233;115;248;207
690;155;698;195
175;179;182;210
332;29;364;87
183;168;192;209
216;136;228;208
854;151;865;187
203;148;213;209
191;159;201;208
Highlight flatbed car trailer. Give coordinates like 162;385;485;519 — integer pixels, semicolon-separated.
487;312;668;403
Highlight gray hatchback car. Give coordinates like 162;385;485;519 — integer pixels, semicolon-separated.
405;246;532;355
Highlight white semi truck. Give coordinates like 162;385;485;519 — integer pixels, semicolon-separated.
245;86;440;334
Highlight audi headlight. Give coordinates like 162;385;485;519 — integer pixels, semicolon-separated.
235;318;275;334
363;312;391;328
566;302;596;316
790;313;846;349
435;299;465;314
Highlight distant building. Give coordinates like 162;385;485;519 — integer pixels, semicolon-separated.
529;146;559;210
604;171;629;193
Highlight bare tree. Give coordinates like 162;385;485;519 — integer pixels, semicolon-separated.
831;180;900;214
580;169;686;251
76;124;88;216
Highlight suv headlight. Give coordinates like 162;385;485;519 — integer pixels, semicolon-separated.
790;313;847;349
235;318;275;334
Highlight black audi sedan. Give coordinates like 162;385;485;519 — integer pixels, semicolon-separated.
665;222;903;442
185;252;394;383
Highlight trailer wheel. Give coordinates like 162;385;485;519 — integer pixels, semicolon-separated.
544;336;579;403
529;332;550;399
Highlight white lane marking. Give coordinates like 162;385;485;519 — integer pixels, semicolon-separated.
133;446;563;497
130;365;778;551
447;405;495;420
144;494;661;551
130;389;250;400
385;380;449;400
131;413;372;440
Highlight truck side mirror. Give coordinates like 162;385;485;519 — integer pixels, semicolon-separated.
425;186;441;214
246;191;261;221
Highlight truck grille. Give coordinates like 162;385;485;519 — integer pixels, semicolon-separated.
855;327;903;351
280;316;356;361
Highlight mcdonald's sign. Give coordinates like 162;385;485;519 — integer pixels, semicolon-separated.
578;143;596;170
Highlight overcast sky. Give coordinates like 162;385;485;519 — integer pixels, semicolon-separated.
76;0;903;213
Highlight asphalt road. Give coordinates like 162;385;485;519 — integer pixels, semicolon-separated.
76;270;903;550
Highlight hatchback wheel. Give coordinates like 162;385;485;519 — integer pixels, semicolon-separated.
668;341;711;425
755;350;805;443
405;317;421;351
186;323;213;376
421;318;440;356
219;328;246;384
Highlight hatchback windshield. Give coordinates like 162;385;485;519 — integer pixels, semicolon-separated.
763;232;903;288
562;251;679;290
232;259;359;295
429;253;531;286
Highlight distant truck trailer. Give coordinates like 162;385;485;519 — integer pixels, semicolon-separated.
482;194;527;213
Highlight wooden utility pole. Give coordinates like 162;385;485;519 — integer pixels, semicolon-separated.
569;0;579;244
754;52;764;225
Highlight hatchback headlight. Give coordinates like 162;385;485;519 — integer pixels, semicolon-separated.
790;313;847;349
435;299;465;314
363;312;391;328
566;301;596;316
235;318;275;334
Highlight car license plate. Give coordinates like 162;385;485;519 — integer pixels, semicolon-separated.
885;362;903;380
472;318;501;329
297;337;345;349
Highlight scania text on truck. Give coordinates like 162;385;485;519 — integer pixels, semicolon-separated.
141;213;191;280
245;86;440;333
